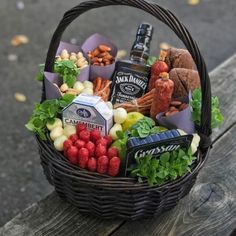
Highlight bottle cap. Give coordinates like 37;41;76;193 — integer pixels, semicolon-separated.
136;22;153;39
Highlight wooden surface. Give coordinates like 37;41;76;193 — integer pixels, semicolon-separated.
1;54;236;236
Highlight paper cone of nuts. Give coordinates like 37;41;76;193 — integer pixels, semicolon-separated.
56;41;90;82
81;33;118;81
156;94;196;134
44;41;91;99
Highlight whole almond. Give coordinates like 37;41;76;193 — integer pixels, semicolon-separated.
99;52;108;57
99;44;111;52
105;61;111;65
102;58;109;63
179;103;189;111
91;57;99;63
169;106;178;112
170;100;182;106
165;110;179;117
165;111;171;117
103;53;113;60
92;48;100;57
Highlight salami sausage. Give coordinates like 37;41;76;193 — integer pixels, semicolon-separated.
150;72;174;120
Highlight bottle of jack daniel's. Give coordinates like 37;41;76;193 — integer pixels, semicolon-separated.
110;23;153;104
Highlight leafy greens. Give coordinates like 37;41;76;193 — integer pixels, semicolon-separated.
35;60;80;88
130;148;196;186
190;88;224;129
127;116;166;138
25;94;75;140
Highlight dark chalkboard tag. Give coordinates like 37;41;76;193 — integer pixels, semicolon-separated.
122;130;193;176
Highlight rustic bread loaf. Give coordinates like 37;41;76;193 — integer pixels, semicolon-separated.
169;68;200;98
165;48;195;70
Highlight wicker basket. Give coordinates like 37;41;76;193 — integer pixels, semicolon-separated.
39;0;212;220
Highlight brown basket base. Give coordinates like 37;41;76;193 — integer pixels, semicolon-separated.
37;136;208;220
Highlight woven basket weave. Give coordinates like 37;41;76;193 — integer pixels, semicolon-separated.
38;0;212;220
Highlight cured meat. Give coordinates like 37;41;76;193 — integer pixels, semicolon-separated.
148;50;169;91
150;72;174;120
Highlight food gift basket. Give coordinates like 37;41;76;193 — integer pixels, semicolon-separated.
27;0;223;220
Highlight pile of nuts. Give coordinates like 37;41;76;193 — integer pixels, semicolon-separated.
88;44;114;66
165;101;189;117
56;49;88;69
54;80;94;97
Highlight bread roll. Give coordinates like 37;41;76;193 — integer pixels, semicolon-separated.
169;68;200;98
165;48;195;70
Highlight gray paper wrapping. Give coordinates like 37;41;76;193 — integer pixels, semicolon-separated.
44;72;62;100
81;33;118;81
156;95;195;134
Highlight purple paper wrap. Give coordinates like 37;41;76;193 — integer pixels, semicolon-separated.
81;33;118;81
156;95;195;134
56;41;81;55
44;72;62;100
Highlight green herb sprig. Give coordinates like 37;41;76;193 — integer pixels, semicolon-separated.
127;117;165;138
191;89;224;129
35;60;80;88
54;60;80;87
25;94;75;140
130;149;196;186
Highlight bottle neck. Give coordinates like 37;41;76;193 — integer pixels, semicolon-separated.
130;35;152;65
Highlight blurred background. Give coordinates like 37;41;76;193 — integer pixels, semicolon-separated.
0;0;236;226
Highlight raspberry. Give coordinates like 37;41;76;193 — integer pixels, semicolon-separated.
104;135;113;147
78;148;89;168
108;156;121;176
96;138;108;147
107;147;119;159
69;134;79;144
97;155;109;174
87;157;97;172
75;139;86;149
67;146;79;164
79;130;90;142
95;144;107;158
63;139;72;151
90;129;101;143
76;123;87;134
85;141;95;157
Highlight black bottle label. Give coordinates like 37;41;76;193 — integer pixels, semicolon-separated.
110;68;149;104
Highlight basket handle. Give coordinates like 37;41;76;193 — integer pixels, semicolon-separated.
44;0;212;149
